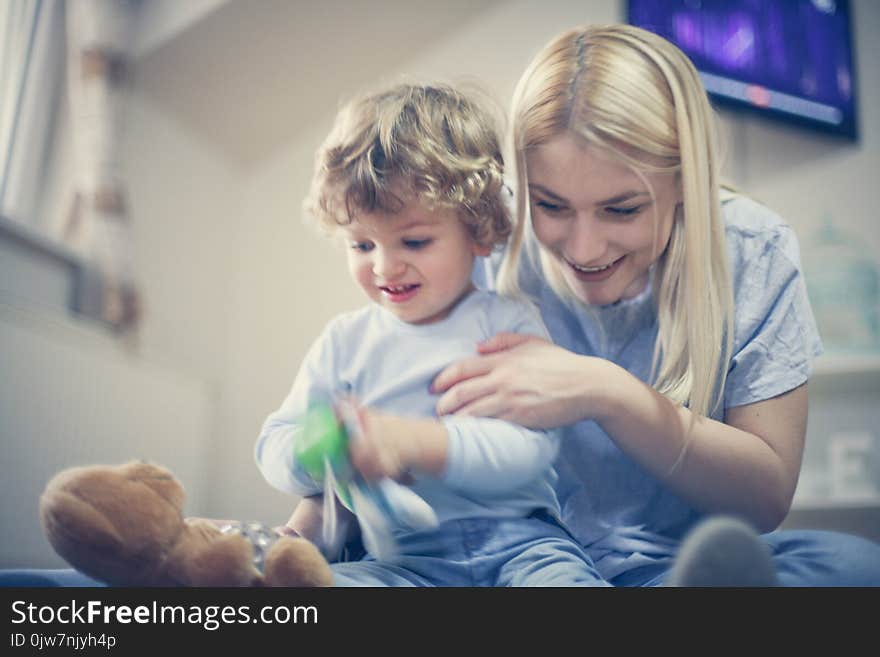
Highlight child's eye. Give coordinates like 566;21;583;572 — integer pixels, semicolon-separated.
350;241;374;253
605;205;644;217
402;238;432;250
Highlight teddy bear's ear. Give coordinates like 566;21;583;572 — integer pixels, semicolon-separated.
38;462;188;585
39;486;134;583
121;461;186;511
40;487;124;552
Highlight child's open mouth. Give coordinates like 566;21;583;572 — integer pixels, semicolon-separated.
380;284;421;303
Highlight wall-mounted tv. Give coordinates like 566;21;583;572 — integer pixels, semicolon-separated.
627;0;859;140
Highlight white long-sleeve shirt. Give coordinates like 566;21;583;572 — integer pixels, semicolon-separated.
255;290;561;530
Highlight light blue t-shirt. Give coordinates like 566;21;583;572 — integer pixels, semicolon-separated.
255;289;562;534
475;195;823;579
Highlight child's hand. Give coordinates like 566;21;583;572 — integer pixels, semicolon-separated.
348;406;448;482
349;407;417;481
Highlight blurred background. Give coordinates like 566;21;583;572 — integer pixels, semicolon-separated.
1;0;879;568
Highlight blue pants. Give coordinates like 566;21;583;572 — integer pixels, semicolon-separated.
610;529;880;587
3;528;879;587
332;513;607;587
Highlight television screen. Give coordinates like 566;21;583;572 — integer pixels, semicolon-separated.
627;0;858;140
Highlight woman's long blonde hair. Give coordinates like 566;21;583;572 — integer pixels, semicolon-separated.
500;24;734;418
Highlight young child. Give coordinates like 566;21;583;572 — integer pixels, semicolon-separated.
254;82;604;586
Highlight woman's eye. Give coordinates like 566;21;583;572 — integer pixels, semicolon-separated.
605;205;644;217
403;238;432;250
535;200;565;213
351;242;374;253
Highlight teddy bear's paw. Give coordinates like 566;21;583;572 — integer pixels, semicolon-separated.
263;536;334;587
168;529;262;587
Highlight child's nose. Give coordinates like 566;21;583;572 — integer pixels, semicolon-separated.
372;251;405;279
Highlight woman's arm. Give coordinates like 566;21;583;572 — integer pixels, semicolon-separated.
432;333;806;532
598;364;806;532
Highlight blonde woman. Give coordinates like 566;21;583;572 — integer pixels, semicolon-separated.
433;25;880;586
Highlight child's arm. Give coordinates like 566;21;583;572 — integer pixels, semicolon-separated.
255;321;342;497
276;495;359;560
256;425;320;497
276;496;325;540
351;405;559;494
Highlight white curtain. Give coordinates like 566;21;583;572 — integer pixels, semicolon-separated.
0;0;65;227
0;0;139;330
62;0;139;329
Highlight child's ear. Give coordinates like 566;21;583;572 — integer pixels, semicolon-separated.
472;242;492;257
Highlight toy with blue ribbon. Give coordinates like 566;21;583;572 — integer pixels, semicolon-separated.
294;401;438;561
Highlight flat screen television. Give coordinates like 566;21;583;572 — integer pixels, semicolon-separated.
627;0;859;140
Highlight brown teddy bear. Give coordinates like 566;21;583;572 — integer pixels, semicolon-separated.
39;460;333;587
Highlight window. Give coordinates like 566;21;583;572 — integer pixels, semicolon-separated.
0;0;139;331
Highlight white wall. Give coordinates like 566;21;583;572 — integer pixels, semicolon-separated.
0;303;213;567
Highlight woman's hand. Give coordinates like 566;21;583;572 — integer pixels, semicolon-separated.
432;332;617;429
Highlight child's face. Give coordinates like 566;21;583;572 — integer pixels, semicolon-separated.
342;201;490;325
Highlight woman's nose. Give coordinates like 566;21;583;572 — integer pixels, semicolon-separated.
564;216;607;265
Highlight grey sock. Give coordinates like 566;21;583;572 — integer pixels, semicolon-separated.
666;516;779;587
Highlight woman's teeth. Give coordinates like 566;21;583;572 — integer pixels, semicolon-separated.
570;260;616;273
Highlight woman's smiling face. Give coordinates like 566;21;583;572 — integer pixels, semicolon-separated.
526;133;680;306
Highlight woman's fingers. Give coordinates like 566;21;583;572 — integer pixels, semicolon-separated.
452;395;508;420
435;369;499;415
431;353;494;393
476;331;535;354
431;333;542;393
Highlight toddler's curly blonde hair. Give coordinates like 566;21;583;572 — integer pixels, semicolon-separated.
304;82;511;250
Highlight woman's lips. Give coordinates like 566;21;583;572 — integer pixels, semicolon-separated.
566;255;625;282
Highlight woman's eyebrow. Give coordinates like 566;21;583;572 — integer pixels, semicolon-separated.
528;184;568;202
597;191;651;205
529;184;650;206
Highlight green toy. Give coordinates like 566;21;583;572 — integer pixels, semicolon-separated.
294;401;438;561
295;403;355;508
